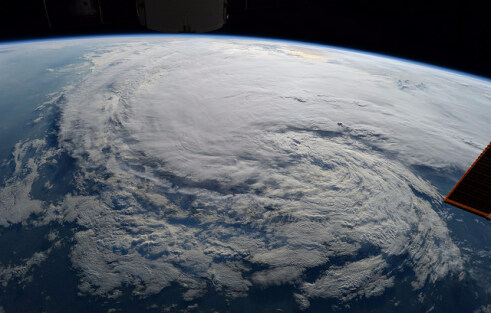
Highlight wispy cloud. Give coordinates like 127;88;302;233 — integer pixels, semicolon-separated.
1;37;489;308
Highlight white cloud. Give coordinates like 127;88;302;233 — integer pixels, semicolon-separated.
0;139;49;227
2;37;489;307
475;305;491;313
252;266;304;287
301;255;394;302
0;248;52;287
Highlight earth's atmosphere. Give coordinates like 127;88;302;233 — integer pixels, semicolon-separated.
0;35;490;313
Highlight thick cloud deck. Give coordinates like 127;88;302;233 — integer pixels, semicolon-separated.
2;37;491;309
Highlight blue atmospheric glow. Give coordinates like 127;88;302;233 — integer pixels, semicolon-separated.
0;33;489;82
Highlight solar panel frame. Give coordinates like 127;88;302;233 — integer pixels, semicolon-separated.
444;142;491;220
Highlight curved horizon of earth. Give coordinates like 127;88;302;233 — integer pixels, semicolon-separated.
0;35;490;313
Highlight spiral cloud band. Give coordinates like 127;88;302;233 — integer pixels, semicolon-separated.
2;37;490;309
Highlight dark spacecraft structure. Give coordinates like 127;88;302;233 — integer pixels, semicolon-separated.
136;0;227;33
30;0;308;34
444;142;491;220
38;0;227;33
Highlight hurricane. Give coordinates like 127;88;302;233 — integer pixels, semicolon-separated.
0;36;490;312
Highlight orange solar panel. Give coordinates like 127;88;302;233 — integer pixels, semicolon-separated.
444;142;491;220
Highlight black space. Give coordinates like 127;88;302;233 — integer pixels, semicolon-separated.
0;0;490;79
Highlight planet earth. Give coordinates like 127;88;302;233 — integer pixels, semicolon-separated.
0;35;490;313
